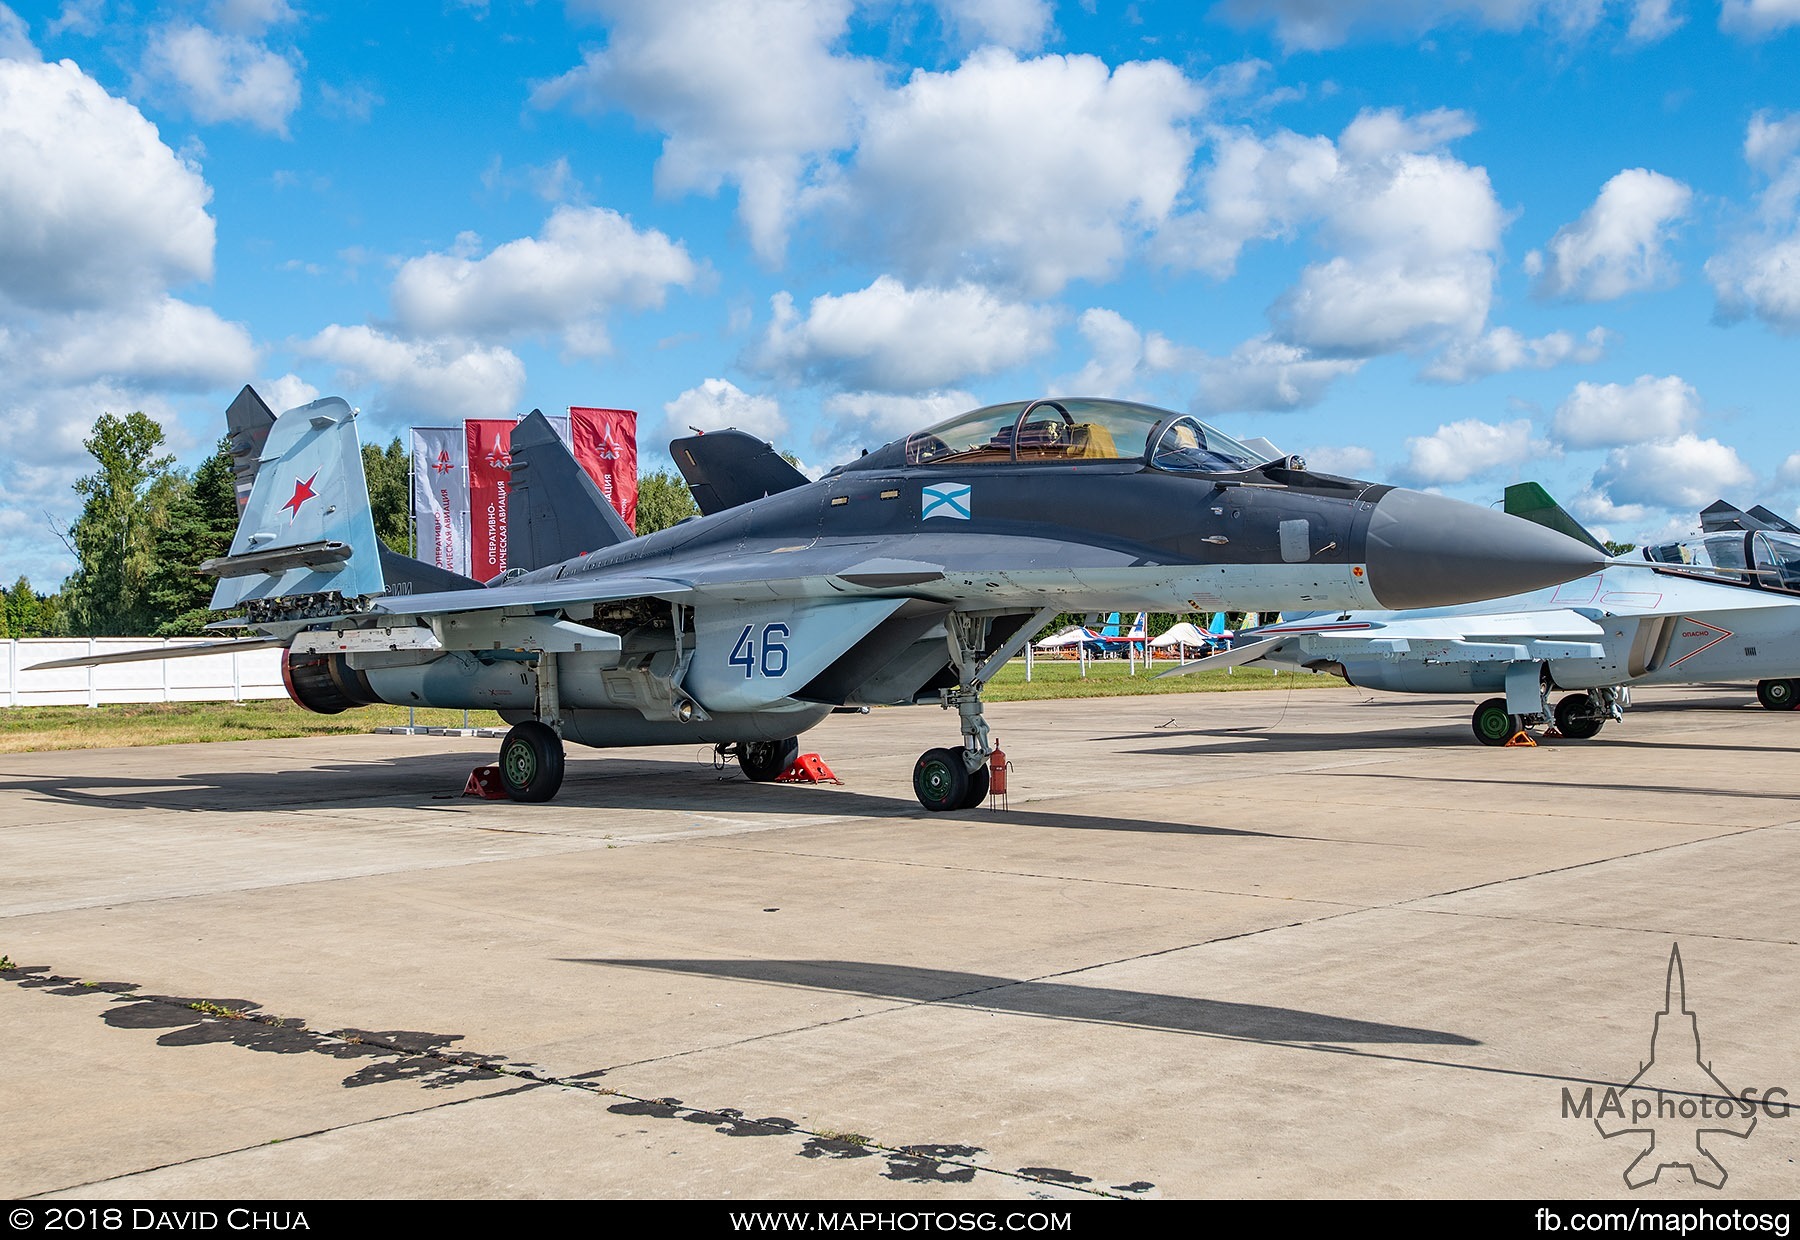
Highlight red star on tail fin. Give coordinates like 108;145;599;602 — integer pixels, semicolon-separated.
281;472;318;520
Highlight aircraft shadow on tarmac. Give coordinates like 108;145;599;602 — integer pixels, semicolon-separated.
0;754;1382;843
575;958;1479;1047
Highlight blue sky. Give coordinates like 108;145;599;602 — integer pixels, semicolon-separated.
2;0;1798;587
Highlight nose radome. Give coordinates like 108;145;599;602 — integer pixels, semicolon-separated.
1363;489;1605;609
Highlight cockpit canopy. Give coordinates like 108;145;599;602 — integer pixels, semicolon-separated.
1647;530;1800;593
846;398;1275;474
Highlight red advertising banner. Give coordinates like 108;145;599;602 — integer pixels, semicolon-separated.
465;418;515;582
570;407;639;532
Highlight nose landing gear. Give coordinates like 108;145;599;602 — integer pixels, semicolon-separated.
912;607;1052;812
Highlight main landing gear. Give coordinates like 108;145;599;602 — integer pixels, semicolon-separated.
734;736;800;781
912;608;1053;812
1470;685;1625;746
1757;678;1799;710
499;720;564;801
500;652;567;802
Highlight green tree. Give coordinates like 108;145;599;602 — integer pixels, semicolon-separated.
635;468;700;534
5;577;60;637
146;440;240;636
1603;539;1637;556
62;411;175;635
362;436;411;554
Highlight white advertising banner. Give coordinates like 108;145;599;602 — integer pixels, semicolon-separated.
411;427;469;576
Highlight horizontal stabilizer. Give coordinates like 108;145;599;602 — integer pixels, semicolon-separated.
506;409;634;574
27;635;285;672
377;544;484;595
202;539;351;578
1153;637;1283;677
671;429;808;516
1503;482;1607;554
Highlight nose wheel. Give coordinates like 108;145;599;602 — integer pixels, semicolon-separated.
499;720;565;802
912;747;990;812
1471;698;1526;746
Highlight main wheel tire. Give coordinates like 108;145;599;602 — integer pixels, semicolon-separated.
739;736;800;781
1471;697;1523;747
1757;678;1799;711
499;721;565;802
912;747;970;812
958;762;991;809
1553;694;1605;740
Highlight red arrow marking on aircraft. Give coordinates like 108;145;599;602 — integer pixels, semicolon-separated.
1665;617;1733;667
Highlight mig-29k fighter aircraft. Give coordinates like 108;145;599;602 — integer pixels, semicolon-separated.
39;395;1604;808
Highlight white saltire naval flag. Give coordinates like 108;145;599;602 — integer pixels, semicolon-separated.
921;482;973;520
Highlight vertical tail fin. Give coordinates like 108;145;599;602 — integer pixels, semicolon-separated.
204;397;386;609
670;429;808;515
506;409;634;573
224;384;277;514
1749;505;1800;535
1502;482;1607;554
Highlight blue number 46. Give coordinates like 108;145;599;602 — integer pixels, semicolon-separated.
730;624;791;678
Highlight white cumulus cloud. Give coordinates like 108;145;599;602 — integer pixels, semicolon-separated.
1400;417;1551;486
661;378;787;447
1192;335;1364;413
1423;326;1610;382
388;206;697;355
753;277;1059;392
1210;0;1616;51
1551;374;1701;449
1529;168;1692;301
535;0;880;264
16;297;255;391
823;389;980;438
1708;111;1800;333
1627;0;1683;40
0;4;38;60
0;59;216;311
933;0;1055;48
809;49;1206;296
140;22;302;136
1592;434;1756;510
298;325;525;422
260;373;319;414
1152;127;1339;279
1299;444;1378;478
0;55;264;587
1167;108;1506;359
1719;0;1800;37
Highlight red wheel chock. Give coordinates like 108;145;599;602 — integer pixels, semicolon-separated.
1503;730;1538;748
776;753;842;784
464;765;509;798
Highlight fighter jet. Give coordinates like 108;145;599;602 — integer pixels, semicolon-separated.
1690;499;1800;711
38;395;1602;807
1175;483;1800;745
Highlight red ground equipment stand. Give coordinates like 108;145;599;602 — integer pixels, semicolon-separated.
776;753;842;784
464;765;508;798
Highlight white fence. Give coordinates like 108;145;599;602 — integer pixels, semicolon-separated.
2;638;287;708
